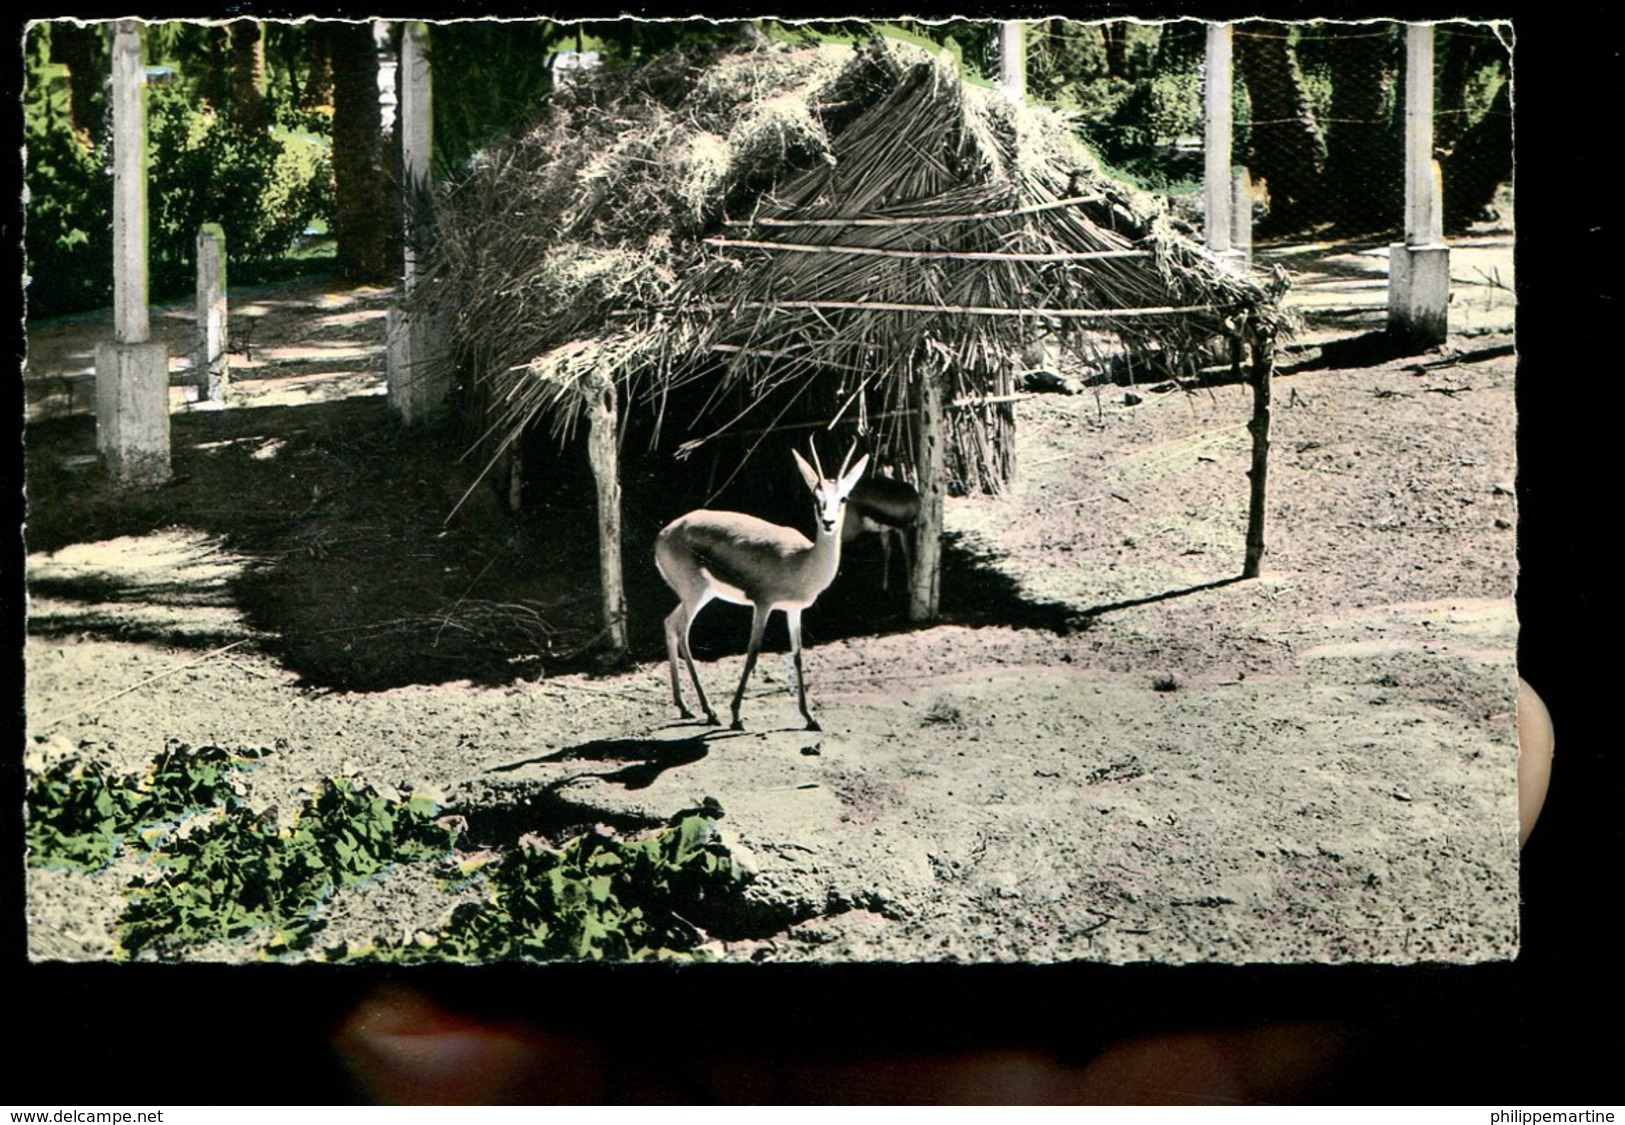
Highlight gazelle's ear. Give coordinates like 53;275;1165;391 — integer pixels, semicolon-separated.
792;449;820;491
839;454;871;495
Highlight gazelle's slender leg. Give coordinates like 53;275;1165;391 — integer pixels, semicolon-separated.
787;609;820;731
675;599;719;725
664;606;692;717
730;603;772;730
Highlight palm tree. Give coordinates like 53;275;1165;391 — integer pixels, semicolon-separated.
1234;21;1325;233
1315;22;1402;231
47;21;106;146
229;19;267;132
324;20;394;283
1442;75;1510;231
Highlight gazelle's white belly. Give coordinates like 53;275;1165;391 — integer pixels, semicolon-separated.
698;567;812;612
699;569;752;606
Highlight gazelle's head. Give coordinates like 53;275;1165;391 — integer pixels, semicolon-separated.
793;441;870;536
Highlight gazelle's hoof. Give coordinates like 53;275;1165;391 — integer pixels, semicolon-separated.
705;713;722;727
805;719;822;732
730;718;745;732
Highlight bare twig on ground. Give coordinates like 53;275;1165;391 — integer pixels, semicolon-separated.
33;639;256;733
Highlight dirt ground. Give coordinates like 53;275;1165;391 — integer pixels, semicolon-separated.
22;228;1521;964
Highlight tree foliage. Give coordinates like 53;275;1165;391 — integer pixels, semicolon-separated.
23;17;1512;321
24;20;333;318
1026;18;1510;235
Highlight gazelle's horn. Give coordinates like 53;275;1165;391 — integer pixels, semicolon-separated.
836;439;858;482
809;438;826;483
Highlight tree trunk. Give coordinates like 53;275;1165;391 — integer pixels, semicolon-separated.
1101;21;1129;78
1321;22;1402;231
1442;76;1511;231
229;20;267;132
1434;27;1481;152
300;25;334;110
1234;22;1326;234
49;21;106;146
200;26;231;117
326;22;395;284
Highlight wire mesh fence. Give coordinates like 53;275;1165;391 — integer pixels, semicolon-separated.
1027;19;1511;241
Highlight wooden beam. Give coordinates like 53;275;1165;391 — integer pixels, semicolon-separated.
699;300;1241;320
110;20;149;346
1204;22;1234;255
724;193;1106;229
703;238;1152;263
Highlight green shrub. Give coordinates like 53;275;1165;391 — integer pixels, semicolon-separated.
23;75;333;318
24;758;142;871
145;88;332;299
353;806;745;964
118;776;457;957
23;95;114;319
25;742;263;871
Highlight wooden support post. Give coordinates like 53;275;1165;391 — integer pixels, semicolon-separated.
1203;22;1234;257
584;369;628;656
1388;22;1450;347
194;224;228;405
505;446;524;514
909;366;946;623
1242;322;1275;580
97;19;170;486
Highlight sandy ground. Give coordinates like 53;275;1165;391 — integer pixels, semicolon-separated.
22;230;1521;964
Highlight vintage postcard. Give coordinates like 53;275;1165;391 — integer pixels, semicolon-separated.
22;16;1517;965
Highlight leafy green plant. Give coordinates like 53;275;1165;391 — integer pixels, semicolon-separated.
31;735;749;962
140;742;258;823
23;23;334;319
118;777;458;957
25;742;264;871
22;39;114;319
24;759;143;871
349;804;746;963
145;87;332;299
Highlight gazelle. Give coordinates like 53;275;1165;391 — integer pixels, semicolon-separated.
655;442;870;732
843;474;920;592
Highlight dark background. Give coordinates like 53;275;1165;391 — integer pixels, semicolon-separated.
6;0;1619;1105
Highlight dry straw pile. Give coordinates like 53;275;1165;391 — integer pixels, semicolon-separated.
418;35;1286;497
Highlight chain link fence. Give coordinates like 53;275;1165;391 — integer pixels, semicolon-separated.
1027;19;1511;239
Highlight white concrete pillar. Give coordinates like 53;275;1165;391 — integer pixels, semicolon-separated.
997;21;1025;106
1203;22;1234;256
1232;168;1254;266
387;22;450;425
1404;23;1442;246
1388;22;1450;347
110;20;149;346
98;19;170;485
399;20;431;286
194;225;228;405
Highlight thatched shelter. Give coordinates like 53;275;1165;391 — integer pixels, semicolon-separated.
417;36;1287;649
